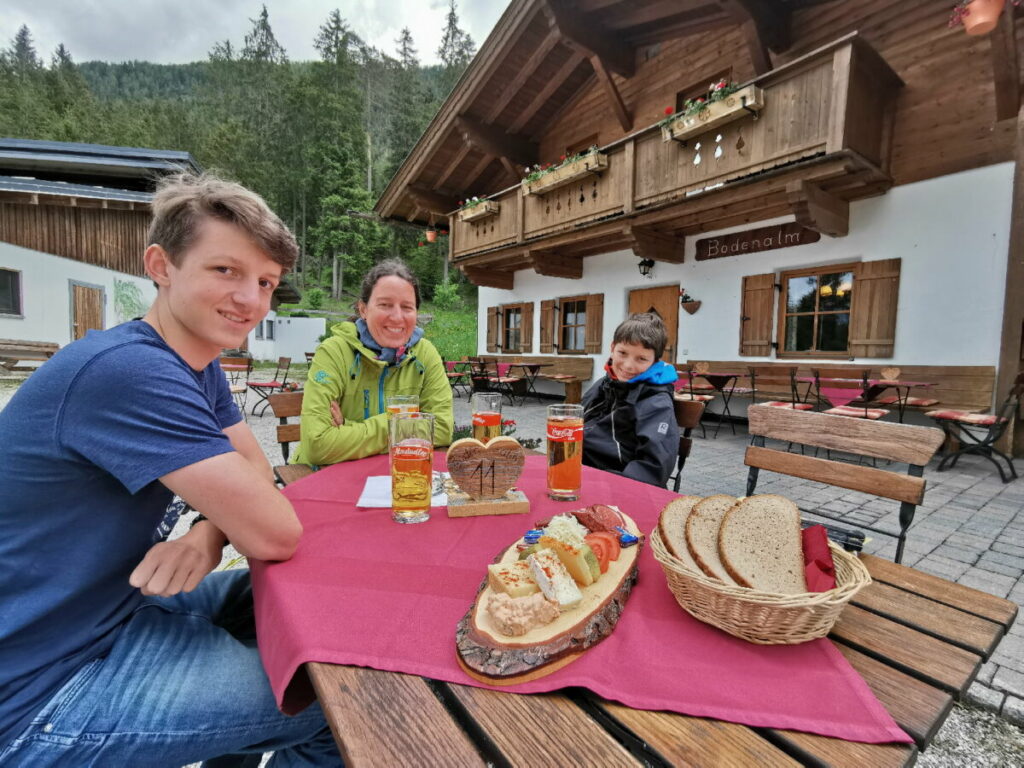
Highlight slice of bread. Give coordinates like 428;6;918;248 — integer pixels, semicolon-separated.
685;495;740;584
657;497;704;574
718;495;807;594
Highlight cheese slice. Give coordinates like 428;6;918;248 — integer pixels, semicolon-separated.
527;548;582;611
487;561;540;597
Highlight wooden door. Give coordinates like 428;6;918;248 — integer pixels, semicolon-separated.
628;284;679;363
71;282;105;341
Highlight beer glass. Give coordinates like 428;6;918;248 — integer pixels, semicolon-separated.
389;412;434;524
471;392;502;443
386;393;419;417
546;404;583;501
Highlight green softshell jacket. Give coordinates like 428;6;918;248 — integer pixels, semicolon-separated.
292;321;454;465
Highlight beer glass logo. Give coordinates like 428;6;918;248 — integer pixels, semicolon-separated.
393;441;430;460
547;424;582;442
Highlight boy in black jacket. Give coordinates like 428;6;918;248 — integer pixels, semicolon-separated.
581;313;680;487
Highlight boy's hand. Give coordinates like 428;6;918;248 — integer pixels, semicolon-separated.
129;521;224;597
330;400;344;427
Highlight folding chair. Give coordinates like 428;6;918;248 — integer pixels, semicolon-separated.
669;398;705;492
220;355;253;414
484;361;523;406
926;371;1023;483
517;363;543;403
248;357;292;417
267;391;314;486
445;360;473;398
745;405;944;563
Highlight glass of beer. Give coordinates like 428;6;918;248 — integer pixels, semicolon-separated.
471;392;502;443
386;394;419;417
389;412;434;524
546;404;583;501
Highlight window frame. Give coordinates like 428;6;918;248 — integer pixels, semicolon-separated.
500;303;524;353
265;318;275;341
775;261;858;358
556;294;589;355
0;267;24;317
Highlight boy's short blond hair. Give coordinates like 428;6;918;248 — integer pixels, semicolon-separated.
612;313;668;358
147;172;298;271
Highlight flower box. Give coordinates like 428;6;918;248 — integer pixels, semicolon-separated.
521;151;609;197
661;85;766;144
458;200;500;223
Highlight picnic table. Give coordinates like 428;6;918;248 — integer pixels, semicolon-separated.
252;456;1017;767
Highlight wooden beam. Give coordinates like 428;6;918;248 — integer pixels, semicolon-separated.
485;30;562;124
717;0;790;53
461;266;514;290
590;55;631;132
545;0;635;78
405;205;424;223
623;224;685;263
454;115;537;167
991;6;1021;122
527;249;583;279
786;181;849;237
997;103;1024;456
435;144;472;191
407;185;458;217
508;51;586;134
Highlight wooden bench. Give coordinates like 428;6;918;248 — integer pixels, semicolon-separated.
477;355;594;403
0;339;59;371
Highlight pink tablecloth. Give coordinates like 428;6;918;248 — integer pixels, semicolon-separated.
250;454;909;744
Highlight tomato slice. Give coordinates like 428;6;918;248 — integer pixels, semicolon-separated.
584;534;610;573
589;530;621;561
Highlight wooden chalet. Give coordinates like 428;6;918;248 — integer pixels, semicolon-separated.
377;0;1024;453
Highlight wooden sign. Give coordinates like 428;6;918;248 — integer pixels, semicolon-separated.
446;436;529;517
695;223;820;261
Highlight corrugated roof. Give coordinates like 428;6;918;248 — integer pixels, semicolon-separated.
0;175;151;202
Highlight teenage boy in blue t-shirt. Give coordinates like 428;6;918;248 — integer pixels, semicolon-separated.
581;312;680;487
0;174;342;766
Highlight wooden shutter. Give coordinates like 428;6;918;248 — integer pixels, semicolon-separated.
520;302;534;353
486;306;499;353
849;258;901;358
540;300;555;353
584;293;604;354
739;273;775;356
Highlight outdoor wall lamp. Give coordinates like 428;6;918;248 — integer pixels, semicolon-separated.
637;258;655;277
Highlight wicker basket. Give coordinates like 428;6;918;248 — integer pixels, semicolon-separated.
650;527;871;645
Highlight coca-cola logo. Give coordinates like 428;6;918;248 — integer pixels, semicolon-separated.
547;425;582;442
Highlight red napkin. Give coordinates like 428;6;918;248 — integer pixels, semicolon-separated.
803;525;837;591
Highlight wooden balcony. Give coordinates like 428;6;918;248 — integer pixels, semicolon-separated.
449;34;902;286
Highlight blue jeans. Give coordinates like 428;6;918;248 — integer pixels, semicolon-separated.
0;570;342;768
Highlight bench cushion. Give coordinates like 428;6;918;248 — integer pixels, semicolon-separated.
674;393;715;403
926;410;1004;426
824;405;889;420
763;401;814;411
877;396;940;407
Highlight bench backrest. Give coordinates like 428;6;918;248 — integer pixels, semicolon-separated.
268;391;303;462
0;338;60;355
478;354;594;381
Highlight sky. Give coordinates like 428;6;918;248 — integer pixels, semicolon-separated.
0;0;507;66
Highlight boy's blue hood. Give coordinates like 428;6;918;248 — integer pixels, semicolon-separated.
628;360;678;385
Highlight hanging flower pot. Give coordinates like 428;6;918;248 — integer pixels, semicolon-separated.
681;301;701;316
951;0;1006;35
425;228;438;243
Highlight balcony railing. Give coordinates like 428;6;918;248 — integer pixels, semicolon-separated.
449;34;900;262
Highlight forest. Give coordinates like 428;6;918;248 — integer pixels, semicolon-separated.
0;3;478;303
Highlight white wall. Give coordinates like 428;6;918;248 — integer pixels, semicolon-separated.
246;311;326;363
0;241;157;345
479;162;1013;389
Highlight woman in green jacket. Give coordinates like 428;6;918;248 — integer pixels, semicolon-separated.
293;260;454;465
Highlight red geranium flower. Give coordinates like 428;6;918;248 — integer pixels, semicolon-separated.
664;106;674;115
417;241;424;247
560;154;566;161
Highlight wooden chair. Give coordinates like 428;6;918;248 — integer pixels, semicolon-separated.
669;398;705;492
444;360;473;398
811;368;889;420
248;357;292;417
267;391;314;486
745;405;945;563
747;366;813;411
926;370;1023;483
220;355;253;414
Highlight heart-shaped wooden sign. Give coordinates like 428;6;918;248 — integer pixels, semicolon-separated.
446;436;525;500
880;366;901;381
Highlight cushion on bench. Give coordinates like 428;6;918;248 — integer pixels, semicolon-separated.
763;401;814;410
824;405;889;420
925;410;1004;426
876;396;940;407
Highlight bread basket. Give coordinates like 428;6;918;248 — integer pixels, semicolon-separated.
650;527;871;645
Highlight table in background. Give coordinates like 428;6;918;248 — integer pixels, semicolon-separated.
800;377;937;422
682;371;749;437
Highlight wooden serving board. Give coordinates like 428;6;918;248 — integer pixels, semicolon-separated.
455;513;642;685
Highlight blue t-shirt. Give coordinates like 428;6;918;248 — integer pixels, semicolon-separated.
0;321;241;748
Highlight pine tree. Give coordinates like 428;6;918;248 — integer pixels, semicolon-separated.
382;28;431;186
9;25;42;74
436;0;476;97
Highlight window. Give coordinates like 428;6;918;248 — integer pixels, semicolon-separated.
265;318;275;341
503;306;521;352
558;296;588;353
255;321;264;340
739;259;901;359
779;265;855;355
486;302;533;353
0;269;22;315
540;294;604;355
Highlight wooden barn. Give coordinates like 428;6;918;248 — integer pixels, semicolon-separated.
376;0;1024;453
